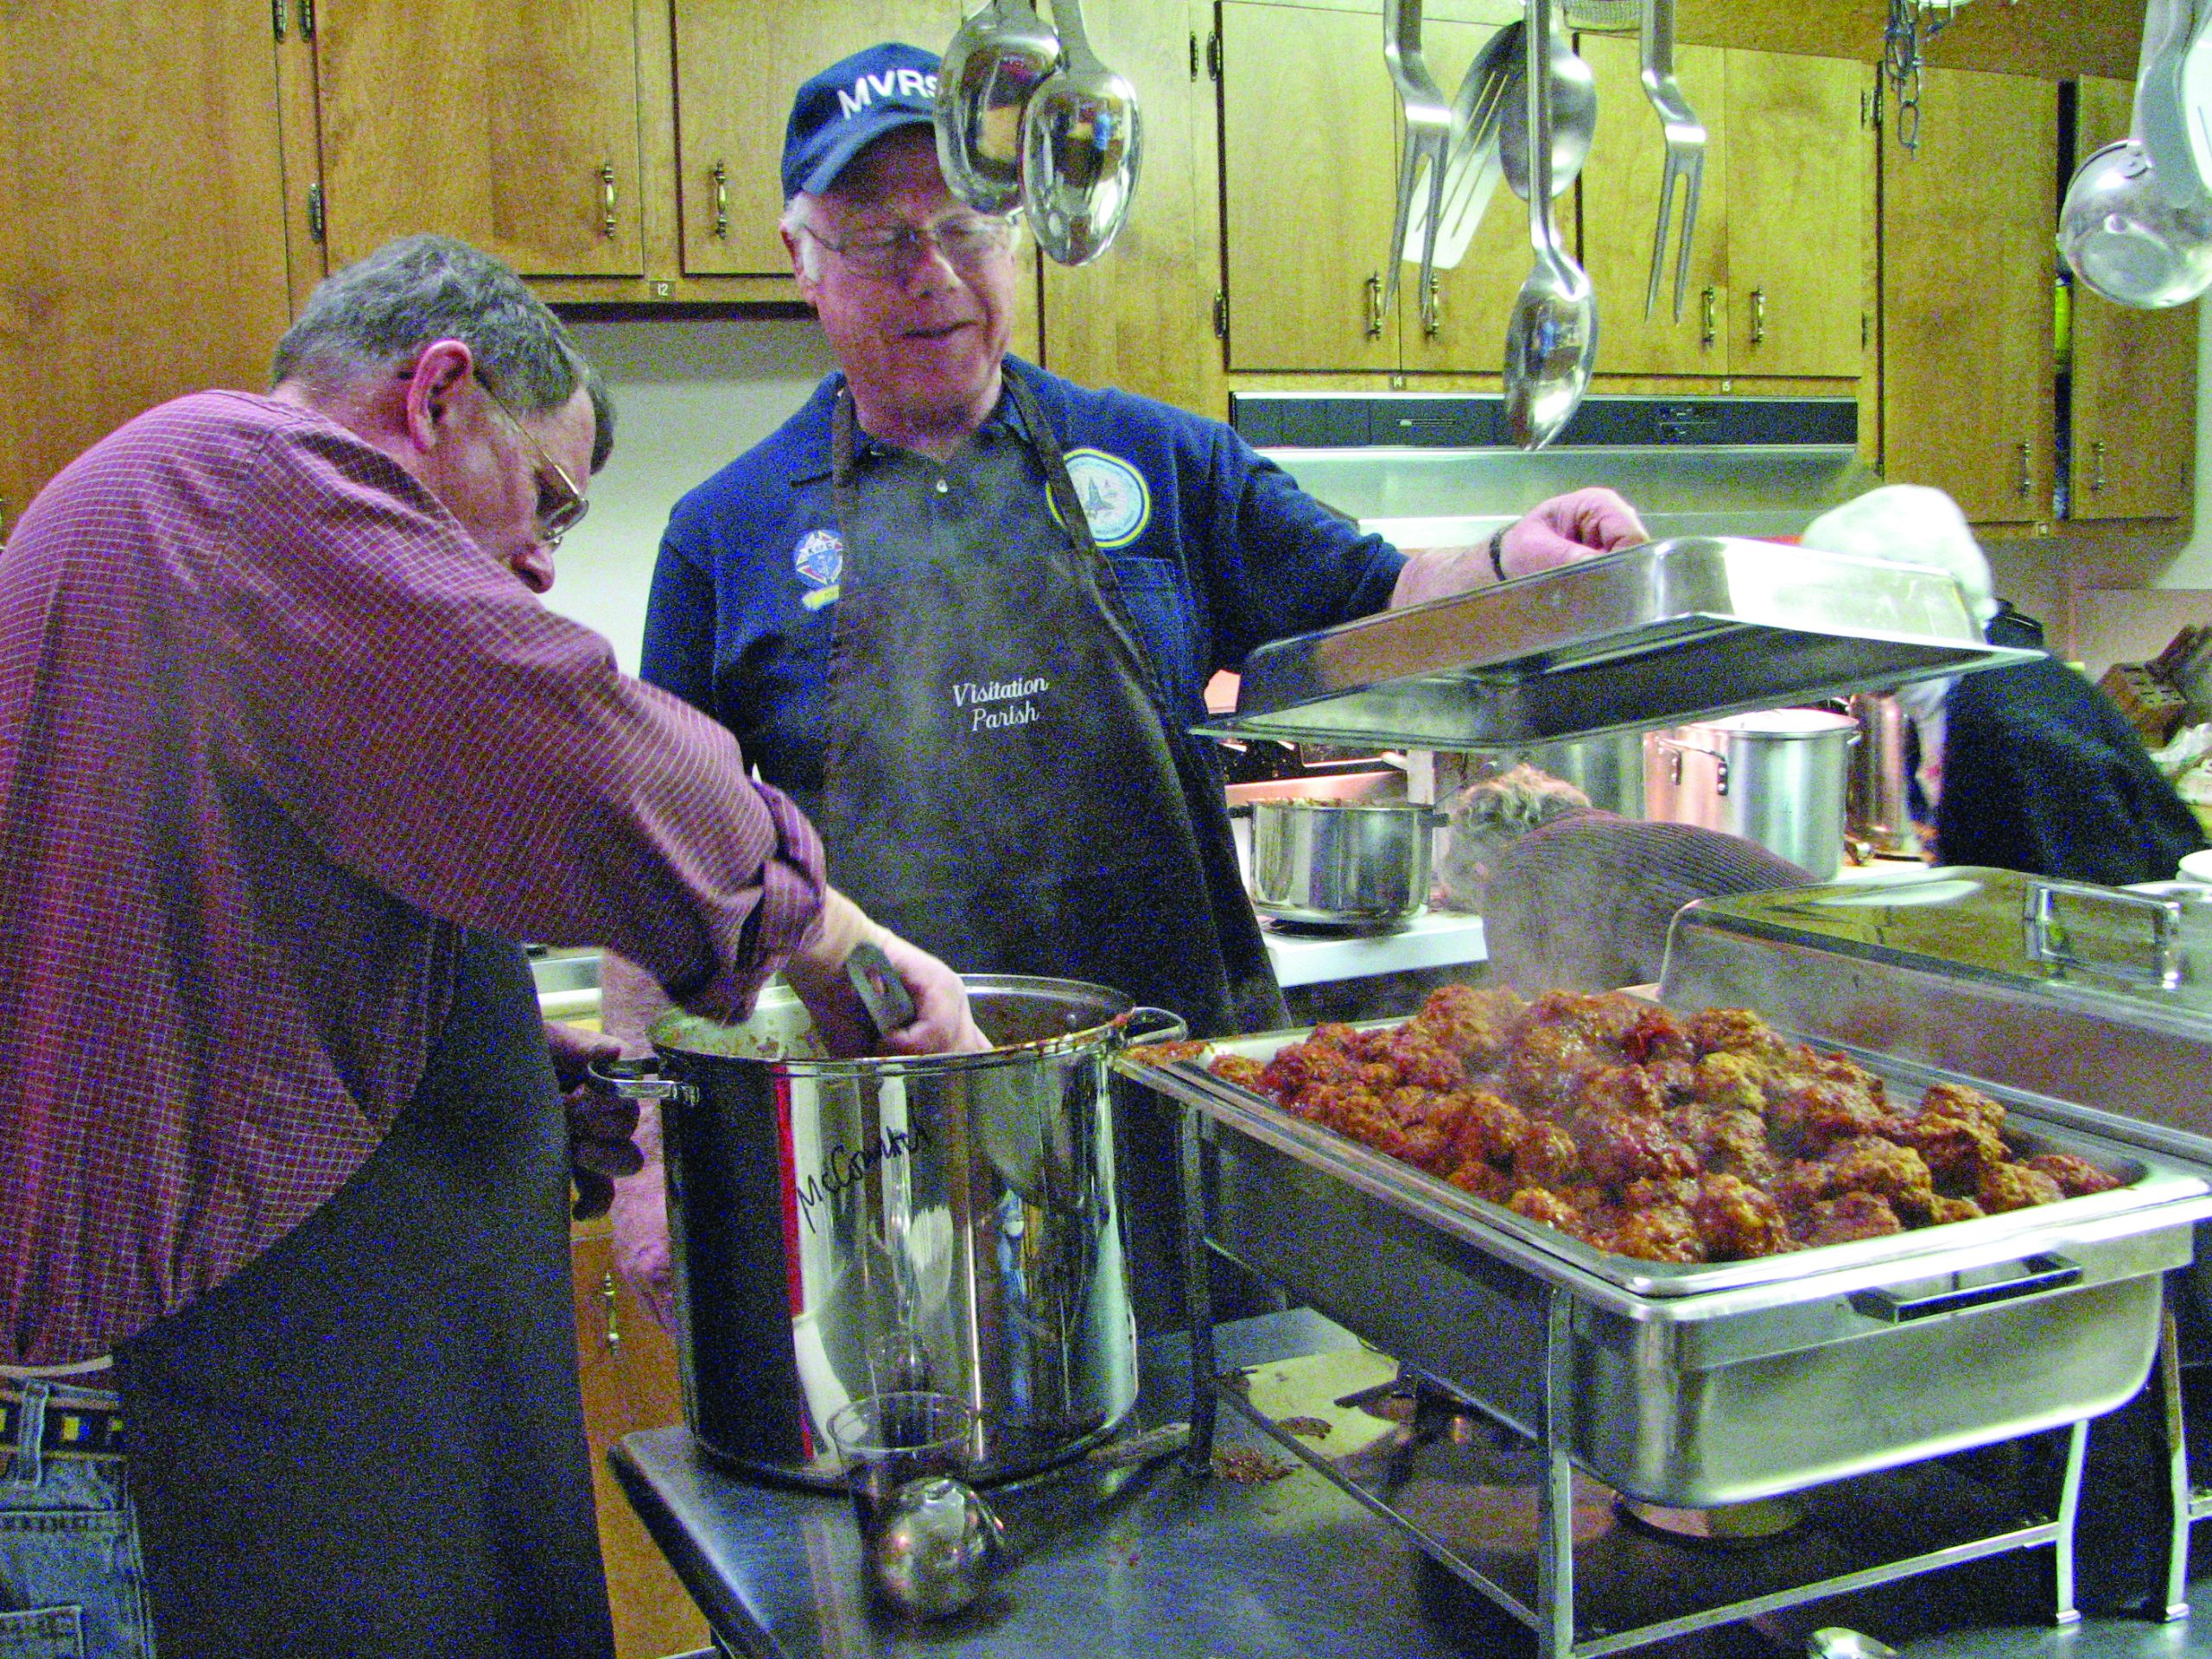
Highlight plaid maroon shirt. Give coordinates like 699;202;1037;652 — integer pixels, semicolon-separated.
0;391;824;1365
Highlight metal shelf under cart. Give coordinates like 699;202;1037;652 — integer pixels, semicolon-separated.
1124;1055;2210;1657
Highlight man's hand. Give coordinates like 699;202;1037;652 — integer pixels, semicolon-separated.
780;891;990;1058
543;1019;644;1220
1498;486;1648;577
1389;488;1648;608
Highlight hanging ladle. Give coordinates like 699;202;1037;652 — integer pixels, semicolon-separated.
1502;0;1599;448
1020;0;1144;264
936;0;1061;216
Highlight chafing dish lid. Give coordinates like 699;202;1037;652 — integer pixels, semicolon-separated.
1199;537;2038;752
1672;867;2212;1025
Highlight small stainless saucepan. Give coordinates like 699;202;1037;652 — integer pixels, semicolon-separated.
1236;798;1445;925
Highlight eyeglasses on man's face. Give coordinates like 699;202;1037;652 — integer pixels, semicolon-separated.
474;372;591;550
801;212;1019;276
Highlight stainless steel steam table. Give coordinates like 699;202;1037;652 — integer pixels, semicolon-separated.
610;1311;2212;1659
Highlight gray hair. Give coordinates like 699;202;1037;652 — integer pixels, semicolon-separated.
780;195;826;281
1436;764;1593;911
270;233;616;473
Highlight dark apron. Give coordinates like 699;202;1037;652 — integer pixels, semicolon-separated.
817;370;1281;1330
111;933;613;1659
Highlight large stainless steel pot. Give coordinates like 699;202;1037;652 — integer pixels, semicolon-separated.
610;976;1179;1489
1844;691;1921;860
1645;708;1859;880
1510;732;1645;817
1242;798;1443;925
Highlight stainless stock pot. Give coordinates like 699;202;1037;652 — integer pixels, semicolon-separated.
1645;707;1859;880
605;976;1179;1488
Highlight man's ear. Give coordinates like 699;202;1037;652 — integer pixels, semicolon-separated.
399;339;477;452
782;226;818;301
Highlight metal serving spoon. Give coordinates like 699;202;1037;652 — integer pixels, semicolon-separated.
936;0;1060;216
1502;0;1598;448
1497;15;1597;205
869;1475;1008;1618
1019;0;1143;265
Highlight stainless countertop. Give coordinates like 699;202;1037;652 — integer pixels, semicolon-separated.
609;1310;2212;1659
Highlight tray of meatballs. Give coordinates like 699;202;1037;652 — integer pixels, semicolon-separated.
1121;985;2212;1505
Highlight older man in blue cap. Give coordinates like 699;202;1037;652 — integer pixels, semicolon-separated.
605;41;1649;1332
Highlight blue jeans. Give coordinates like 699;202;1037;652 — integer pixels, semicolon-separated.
0;1382;151;1658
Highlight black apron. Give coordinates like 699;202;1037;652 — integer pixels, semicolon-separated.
817;370;1282;1329
112;933;613;1659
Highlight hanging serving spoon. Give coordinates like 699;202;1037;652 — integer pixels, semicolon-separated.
936;0;1061;216
1502;0;1598;448
1496;15;1598;205
1020;0;1144;265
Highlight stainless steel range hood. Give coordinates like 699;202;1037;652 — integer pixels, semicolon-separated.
1236;393;1881;545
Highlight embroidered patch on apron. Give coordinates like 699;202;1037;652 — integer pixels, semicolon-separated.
1055;449;1152;549
792;526;844;610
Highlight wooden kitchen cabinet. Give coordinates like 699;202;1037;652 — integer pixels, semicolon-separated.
673;0;963;277
1039;0;1226;414
2067;76;2196;523
572;1221;708;1659
1880;66;2058;525
1219;3;1547;378
312;0;649;276
0;0;306;536
1580;39;1867;379
1220;2;1404;372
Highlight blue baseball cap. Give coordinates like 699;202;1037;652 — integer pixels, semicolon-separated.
782;42;942;200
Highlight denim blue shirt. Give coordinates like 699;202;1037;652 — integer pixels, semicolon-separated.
640;359;1405;802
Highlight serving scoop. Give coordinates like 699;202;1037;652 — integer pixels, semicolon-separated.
1502;0;1598;448
936;0;1060;215
1020;0;1143;264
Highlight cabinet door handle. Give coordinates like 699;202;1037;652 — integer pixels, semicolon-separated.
2089;439;2107;494
1700;285;1717;347
711;161;729;239
600;163;618;238
599;1270;622;1355
1421;272;1442;339
1364;272;1384;340
2017;441;2033;499
1749;287;1767;345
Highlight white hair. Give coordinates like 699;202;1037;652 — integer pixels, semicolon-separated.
1799;485;1998;626
781;194;825;280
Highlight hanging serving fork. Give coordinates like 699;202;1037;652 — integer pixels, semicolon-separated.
1382;0;1455;333
1638;0;1706;321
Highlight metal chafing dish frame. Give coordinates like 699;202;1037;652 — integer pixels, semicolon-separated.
1196;537;2039;752
1117;1020;2212;1659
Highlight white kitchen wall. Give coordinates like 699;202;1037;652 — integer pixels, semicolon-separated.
540;314;838;671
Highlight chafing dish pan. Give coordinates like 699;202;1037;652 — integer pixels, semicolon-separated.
1121;1026;2211;1509
1197;537;2039;752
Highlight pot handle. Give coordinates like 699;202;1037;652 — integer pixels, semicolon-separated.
1649;732;1728;795
1116;1007;1191;1048
587;1056;696;1106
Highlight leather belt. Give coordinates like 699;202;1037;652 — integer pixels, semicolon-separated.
0;1385;125;1459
